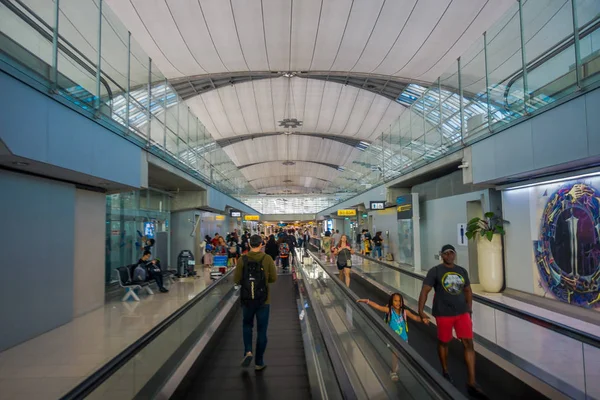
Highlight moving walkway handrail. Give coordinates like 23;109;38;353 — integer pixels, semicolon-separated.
503;17;600;106
2;0;115;104
58;268;236;400
308;238;600;350
304;250;465;400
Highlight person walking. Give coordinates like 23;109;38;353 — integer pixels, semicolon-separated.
235;235;277;371
373;232;384;261
333;234;354;287
417;244;486;398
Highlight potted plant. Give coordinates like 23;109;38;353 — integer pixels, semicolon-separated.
465;212;508;293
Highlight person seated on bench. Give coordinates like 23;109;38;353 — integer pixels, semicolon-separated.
136;250;168;293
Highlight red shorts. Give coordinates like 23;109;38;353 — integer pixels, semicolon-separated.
435;313;473;343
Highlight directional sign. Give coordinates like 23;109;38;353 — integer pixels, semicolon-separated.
458;223;467;246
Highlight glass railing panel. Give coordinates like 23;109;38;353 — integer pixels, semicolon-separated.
459;36;490;142
84;272;236;399
523;0;577;111
128;36;149;139
583;343;600;399
486;2;524;130
0;1;53;88
576;0;600;87
99;3;128;121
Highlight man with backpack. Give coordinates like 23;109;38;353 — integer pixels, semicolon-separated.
234;234;277;371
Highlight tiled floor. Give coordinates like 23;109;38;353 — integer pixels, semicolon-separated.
0;268;220;400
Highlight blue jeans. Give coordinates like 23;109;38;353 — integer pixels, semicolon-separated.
242;303;270;365
374;246;382;258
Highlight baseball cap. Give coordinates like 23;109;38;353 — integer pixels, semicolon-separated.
249;234;263;248
440;244;456;254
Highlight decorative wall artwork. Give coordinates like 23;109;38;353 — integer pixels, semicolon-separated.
532;179;600;308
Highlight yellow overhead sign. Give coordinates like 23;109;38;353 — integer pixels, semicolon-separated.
215;215;225;221
337;209;357;217
244;215;260;221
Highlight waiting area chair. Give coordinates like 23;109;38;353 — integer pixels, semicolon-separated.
116;266;154;302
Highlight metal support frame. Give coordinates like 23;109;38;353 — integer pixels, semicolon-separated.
458;57;464;142
51;0;59;91
147;57;152;147
483;31;492;128
176;100;180;158
518;0;529;113
163;78;168;149
125;31;131;133
438;77;443;145
95;0;102;116
571;0;582;89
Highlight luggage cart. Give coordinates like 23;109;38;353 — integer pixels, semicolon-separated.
211;255;228;279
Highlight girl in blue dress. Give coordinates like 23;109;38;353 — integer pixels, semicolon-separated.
357;293;427;381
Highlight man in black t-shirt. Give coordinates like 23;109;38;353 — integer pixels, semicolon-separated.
418;245;486;398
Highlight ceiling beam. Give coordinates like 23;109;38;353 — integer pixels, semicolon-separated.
238;160;341;170
168;71;424;102
215;132;367;149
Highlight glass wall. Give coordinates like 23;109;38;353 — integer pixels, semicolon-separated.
105;189;171;284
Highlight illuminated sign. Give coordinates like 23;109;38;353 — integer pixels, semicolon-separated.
396;195;413;219
244;215;260;221
215;215;225;221
230;210;242;218
337;209;356;217
370;201;386;210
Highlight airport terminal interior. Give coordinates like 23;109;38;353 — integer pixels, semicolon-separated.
1;0;600;399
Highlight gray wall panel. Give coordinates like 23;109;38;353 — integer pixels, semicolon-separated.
494;121;534;178
586;88;600;156
471;136;497;183
471;88;600;184
0;71;143;188
0;170;75;351
531;96;587;169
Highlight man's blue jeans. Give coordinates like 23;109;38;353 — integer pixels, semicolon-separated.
242;303;270;366
374;246;382;258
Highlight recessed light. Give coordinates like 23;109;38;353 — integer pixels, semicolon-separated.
282;72;296;78
12;161;29;166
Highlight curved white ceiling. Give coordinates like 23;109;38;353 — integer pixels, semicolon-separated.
222;135;360;168
186;77;404;140
106;0;514;83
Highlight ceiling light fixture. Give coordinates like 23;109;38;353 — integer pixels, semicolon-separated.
282;72;296;78
282;161;295;166
278;118;303;129
12;161;29;166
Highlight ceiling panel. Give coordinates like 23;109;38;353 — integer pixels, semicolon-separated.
106;0;513;81
186;77;406;140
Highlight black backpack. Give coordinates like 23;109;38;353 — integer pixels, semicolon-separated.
240;255;268;306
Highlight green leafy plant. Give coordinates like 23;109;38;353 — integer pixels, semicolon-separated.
465;212;508;241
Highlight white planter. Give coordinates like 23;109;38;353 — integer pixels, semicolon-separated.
476;234;504;293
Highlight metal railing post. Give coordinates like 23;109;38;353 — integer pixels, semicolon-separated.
163;78;168;150
484;31;492;129
147;57;152;147
51;0;59;92
571;0;582;89
518;0;529;113
95;0;102;116
438;77;443;145
458;57;464;142
125;31;131;134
